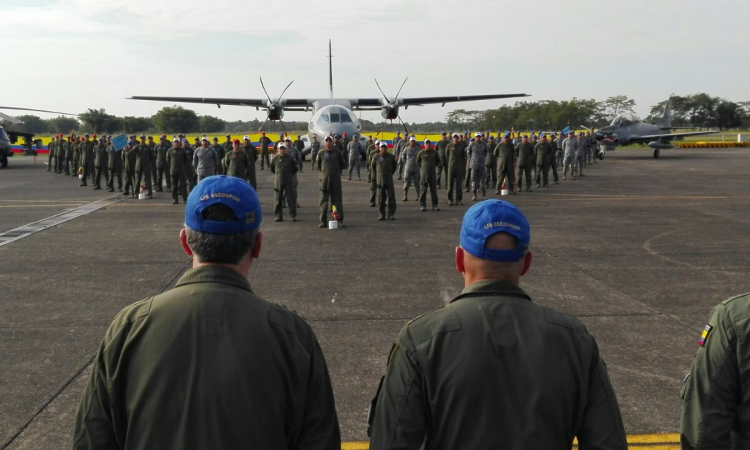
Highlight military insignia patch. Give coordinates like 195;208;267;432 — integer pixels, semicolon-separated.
699;324;713;347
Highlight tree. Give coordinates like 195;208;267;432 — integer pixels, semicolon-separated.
46;116;80;134
603;95;636;121
6;115;48;133
151;106;199;133
121;117;153;134
199;115;226;133
715;101;745;130
79;108;120;134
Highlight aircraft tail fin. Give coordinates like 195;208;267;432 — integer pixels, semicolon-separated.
328;39;333;99
657;99;672;129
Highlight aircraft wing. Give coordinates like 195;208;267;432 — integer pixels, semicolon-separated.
129;96;313;108
632;130;718;141
351;93;529;109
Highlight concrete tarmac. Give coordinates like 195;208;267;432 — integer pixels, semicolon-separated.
1;147;749;448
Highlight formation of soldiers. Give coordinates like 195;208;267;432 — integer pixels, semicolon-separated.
44;128;601;225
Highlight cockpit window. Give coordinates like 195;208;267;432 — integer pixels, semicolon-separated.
0;128;8;141
318;114;330;124
330;113;340;123
340;112;353;123
611;113;640;127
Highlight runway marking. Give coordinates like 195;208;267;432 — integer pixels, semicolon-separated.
643;228;738;276
0;196;124;248
0;204;88;208
341;434;680;449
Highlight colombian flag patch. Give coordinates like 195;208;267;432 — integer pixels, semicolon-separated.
699;324;713;347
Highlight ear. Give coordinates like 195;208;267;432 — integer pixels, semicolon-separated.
179;228;193;257
455;246;466;274
251;232;263;259
520;251;533;276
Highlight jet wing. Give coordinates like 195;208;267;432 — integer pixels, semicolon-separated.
631;130;718;141
351;93;528;109
129;96;313;108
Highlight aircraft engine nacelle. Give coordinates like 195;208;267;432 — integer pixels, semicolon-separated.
381;105;399;120
648;141;674;150
267;103;285;121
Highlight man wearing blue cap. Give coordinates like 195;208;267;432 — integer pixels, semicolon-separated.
73;176;341;449
369;200;627;449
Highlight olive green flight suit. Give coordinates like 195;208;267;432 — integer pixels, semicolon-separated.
224;149;249;181
154;143;171;190
72;265;340;450
435;138;449;188
72;141;81;177
47;139;55;171
122;145;137;196
368;280;627;450
270;153;298;220
316;148;346;225
495;141;515;192
211;144;225;175
184;146;196;193
259;136;272;169
242;143;258;189
681;293;750;449
485;141;497;189
134;144;153;197
368;147;379;206
417;148;440;209
446;141;466;204
371;152;397;219
534;141;550;187
65;140;75;175
93;144;109;189
106;144;122;192
166;146;188;203
80;139;96;186
516;141;534;191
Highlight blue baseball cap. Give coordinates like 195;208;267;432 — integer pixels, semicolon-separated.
460;200;530;262
185;175;262;234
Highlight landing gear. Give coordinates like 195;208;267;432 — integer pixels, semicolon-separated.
0;155;7;168
598;150;605;160
653;149;660;159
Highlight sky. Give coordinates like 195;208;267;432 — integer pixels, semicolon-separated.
1;0;748;125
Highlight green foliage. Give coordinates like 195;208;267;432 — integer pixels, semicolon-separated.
6;115;48;133
603;95;636;121
46;116;80;134
152;106;199;133
199;115;226;133
645;94;749;129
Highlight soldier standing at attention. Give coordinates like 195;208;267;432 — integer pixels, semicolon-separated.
417;139;440;212
401;136;421;202
392;132;402;150
72;176;340;449
55;134;66;174
575;132;586;177
464;134;475;193
485;135;497;190
211;137;225;175
259;131;272;170
548;132;560;185
535;133;550;188
293;134;304;173
146;136;157;187
166;138;188;204
285;137;302;209
79;134;96;187
122;141;138;197
555;131;564;168
64;135;74;175
93;137;109;190
242;135;258;190
340;132;350;156
562;131;578;180
310;134;320;170
183;139;196;193
516;135;534;193
316;135;346;228
495;132;515;195
46;134;55;172
222;134;233;159
680;293;750;449
394;131;409;180
372;142;397;221
466;132;488;201
270;142;298;222
347;134;362;180
106;136;122;192
367;140;380;207
193;137;219;183
224;139;249;181
154;136;171;191
446;133;466;206
368;200;627;450
134;137;154;198
435;132;449;189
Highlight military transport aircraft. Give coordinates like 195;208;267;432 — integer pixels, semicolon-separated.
130;41;528;152
595;99;717;159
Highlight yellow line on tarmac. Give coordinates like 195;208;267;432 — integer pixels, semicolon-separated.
342;433;681;449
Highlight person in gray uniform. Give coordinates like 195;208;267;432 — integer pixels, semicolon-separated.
347;135;362;180
154;136;171;191
555;132;564;168
193;137;219;183
435;132;449;189
401;136;421;201
285;138;302;208
310;134;321;170
395;131;409;180
106;137;123;192
562;132;578;180
466;132;488;201
515;135;534;192
575;133;586;177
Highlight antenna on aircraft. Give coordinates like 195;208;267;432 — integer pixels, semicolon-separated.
328;39;333;99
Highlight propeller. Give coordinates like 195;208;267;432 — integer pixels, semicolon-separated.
374;77;409;133
256;77;294;132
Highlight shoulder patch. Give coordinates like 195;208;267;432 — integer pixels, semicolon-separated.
699;324;714;347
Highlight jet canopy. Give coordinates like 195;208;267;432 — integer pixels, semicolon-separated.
314;106;355;125
610;113;641;127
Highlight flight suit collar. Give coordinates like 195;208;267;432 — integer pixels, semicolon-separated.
450;279;531;303
174;265;254;293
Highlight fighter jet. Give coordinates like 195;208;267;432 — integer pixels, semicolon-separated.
130;41;528;155
595;99;717;159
